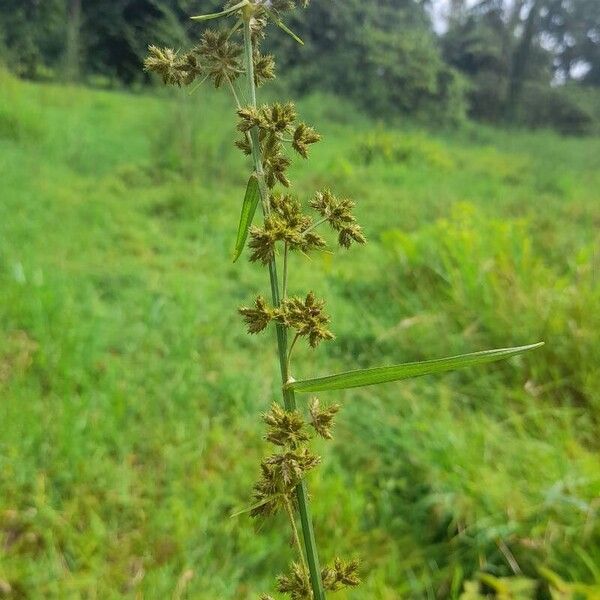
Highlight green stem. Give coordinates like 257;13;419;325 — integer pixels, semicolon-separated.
225;75;243;109
242;16;326;600
226;75;254;152
187;73;209;96
283;241;289;299
284;495;309;574
302;216;328;236
287;332;300;374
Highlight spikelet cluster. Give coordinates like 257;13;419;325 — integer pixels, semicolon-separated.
277;562;311;599
309;398;340;440
239;292;333;348
250;403;322;519
254;402;360;598
263;403;309;447
237;103;320;187
144;2;294;89
144;46;201;86
321;558;361;591
145;29;244;88
310;190;367;248
246;193;326;263
244;191;364;276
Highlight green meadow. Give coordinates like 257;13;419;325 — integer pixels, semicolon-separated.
1;69;599;598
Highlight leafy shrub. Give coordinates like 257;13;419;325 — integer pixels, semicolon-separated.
519;83;595;136
466;71;508;123
559;85;600;135
270;0;467;126
355;131;455;170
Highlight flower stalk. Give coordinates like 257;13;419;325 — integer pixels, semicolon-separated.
241;14;326;599
145;7;365;597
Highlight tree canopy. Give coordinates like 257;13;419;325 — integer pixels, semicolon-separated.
0;0;598;132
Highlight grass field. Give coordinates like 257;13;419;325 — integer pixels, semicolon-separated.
1;68;599;598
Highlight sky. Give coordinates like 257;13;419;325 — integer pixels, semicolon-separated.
428;0;593;82
428;0;476;33
430;0;451;33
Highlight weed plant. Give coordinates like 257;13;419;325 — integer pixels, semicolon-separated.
142;2;543;598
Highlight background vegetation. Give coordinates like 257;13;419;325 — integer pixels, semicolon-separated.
1;0;600;133
1;1;599;598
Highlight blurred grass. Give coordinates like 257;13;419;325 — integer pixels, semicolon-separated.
0;68;599;598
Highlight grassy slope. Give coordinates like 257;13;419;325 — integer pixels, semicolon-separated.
0;69;599;598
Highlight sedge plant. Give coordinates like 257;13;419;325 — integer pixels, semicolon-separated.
144;2;543;598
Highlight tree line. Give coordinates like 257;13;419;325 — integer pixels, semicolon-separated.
1;0;598;133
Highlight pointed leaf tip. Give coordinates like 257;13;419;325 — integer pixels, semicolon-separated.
287;342;544;393
191;0;249;22
266;10;305;45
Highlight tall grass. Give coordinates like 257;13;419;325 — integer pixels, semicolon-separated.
0;66;598;597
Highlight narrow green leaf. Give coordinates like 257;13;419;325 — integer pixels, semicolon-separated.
187;73;209;96
267;10;305;45
287;342;544;393
191;0;249;22
233;174;260;263
230;493;282;518
227;18;244;40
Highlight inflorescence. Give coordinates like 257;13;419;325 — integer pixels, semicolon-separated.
252;402;361;598
239;292;334;348
145;1;364;597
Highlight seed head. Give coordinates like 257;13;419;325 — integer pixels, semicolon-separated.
251;447;321;518
237;102;297;134
277;563;311;600
239;295;274;333
263;403;309;447
144;46;201;86
265;447;320;487
254;51;276;86
265;102;298;132
265;152;292;188
321;558;361;591
236;103;321;187
237;106;265;132
251;462;281;518
292;123;321;159
338;223;367;248
270;193;310;232
277;292;334;348
309;398;340;440
274;198;327;254
248;218;282;264
248;196;326;264
310;190;367;248
195;29;243;88
235;136;252;155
